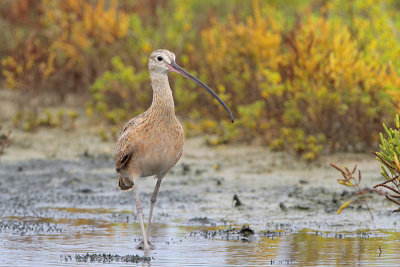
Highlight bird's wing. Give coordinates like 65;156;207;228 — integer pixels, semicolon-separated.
115;115;144;172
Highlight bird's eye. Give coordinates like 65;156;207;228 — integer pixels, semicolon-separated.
157;56;163;61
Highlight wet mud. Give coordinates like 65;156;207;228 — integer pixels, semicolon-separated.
1;152;396;234
0;123;400;264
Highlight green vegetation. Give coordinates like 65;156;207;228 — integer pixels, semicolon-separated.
373;115;400;212
1;0;400;159
12;108;79;131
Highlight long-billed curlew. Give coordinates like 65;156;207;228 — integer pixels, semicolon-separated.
115;49;234;252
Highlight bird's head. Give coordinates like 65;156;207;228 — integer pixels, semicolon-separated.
148;49;176;74
148;49;234;123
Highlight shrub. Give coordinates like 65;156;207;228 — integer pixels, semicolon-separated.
201;1;282;119
373;115;400;212
330;0;400;72
279;16;395;152
1;0;129;99
1;0;400;160
88;56;149;124
201;3;398;158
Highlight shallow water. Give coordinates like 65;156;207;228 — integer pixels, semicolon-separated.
1;217;400;266
1;156;400;266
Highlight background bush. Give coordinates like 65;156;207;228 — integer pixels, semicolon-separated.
1;0;400;160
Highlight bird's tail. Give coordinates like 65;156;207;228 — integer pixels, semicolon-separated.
119;174;134;191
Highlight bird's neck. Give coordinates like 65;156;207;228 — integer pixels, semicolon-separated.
149;72;175;118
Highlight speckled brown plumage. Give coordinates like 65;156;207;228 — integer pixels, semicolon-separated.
115;103;184;189
114;49;232;253
114;49;186;252
115;50;184;190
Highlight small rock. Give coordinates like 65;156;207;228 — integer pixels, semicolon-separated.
195;169;204;175
181;163;190;175
78;188;92;194
279;202;287;212
293;205;311;210
239;225;254;237
233;194;242;207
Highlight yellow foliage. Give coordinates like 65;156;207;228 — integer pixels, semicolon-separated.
202;2;282;99
201;1;397;157
2;0;400;159
337;180;354;187
1;39;56;91
1;0;129;95
337;201;352;215
45;0;129;69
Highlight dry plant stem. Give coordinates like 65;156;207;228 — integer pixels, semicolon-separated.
373;152;398;173
352;168;374;220
374;182;400;195
385;195;400;205
330;163;374;220
373;161;400;212
330;163;347;178
354;179;374;220
373;175;400;188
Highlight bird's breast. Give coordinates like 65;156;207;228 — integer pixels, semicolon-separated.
135;118;184;177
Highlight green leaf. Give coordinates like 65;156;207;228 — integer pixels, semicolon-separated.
383;123;392;139
395;130;400;146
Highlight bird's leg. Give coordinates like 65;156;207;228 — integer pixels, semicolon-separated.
133;179;150;252
146;177;163;238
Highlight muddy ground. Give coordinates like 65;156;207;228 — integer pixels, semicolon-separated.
1;125;398;234
0;90;399;264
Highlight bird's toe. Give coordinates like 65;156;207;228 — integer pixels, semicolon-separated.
136;240;155;250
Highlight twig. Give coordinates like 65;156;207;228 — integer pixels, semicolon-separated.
373;152;397;173
354;183;374;220
373;175;400;187
330;163;374;221
374;184;400;195
330;163;347;179
385;195;400;211
374;174;400;212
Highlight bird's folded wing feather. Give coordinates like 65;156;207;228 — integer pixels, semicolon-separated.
115;149;132;172
115;115;144;172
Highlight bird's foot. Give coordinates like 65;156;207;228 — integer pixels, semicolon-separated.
136;239;155;250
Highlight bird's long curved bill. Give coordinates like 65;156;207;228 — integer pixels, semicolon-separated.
168;61;234;123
